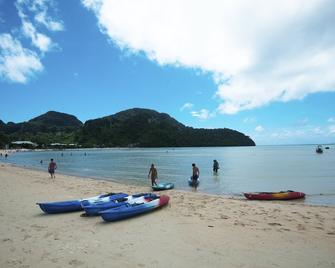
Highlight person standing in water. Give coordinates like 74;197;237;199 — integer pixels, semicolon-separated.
148;164;158;186
213;160;219;173
192;163;200;182
48;158;57;179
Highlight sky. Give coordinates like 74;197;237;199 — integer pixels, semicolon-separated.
0;0;335;145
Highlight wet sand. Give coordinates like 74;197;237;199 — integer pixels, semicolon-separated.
0;163;334;268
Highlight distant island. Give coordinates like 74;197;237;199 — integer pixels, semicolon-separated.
0;108;255;148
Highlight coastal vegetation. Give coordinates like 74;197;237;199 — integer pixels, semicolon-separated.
0;109;255;148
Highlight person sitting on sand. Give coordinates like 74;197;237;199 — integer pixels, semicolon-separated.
148;164;158;186
48;159;57;179
213;160;219;173
192;163;200;182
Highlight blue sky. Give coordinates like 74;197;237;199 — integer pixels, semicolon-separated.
1;0;335;145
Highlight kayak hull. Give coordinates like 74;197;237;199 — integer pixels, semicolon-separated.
244;191;305;200
81;193;155;216
100;195;170;222
37;192;127;214
152;182;174;191
37;200;82;214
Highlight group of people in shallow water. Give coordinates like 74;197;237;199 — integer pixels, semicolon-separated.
45;156;220;185
0;152;9;158
148;160;220;186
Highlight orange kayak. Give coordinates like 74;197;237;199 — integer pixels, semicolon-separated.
244;191;305;200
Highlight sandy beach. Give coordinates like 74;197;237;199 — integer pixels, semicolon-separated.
0;163;335;268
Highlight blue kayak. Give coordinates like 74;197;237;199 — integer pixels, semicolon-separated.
100;195;170;222
152;182;174;191
37;192;127;214
188;177;200;187
81;193;155;216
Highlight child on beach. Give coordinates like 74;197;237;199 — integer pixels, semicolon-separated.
48;159;57;179
148;164;158;186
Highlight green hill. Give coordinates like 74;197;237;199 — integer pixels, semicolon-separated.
0;109;255;148
0;111;82;147
78;108;255;147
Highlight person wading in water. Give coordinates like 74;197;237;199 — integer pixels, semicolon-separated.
148;164;158;186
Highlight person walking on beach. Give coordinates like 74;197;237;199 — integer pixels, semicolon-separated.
48;158;57;179
213;160;219;173
192;163;200;182
148;164;158;186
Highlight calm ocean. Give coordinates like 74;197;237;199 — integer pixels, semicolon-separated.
2;145;335;206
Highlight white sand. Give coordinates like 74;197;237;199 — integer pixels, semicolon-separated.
0;163;334;268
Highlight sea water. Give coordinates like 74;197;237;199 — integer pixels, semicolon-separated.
2;145;335;206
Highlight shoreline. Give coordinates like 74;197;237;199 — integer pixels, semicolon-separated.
2;156;335;207
3;161;334;208
1;163;335;267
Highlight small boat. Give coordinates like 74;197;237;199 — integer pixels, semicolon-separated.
100;195;170;222
244;190;305;200
152;182;174;191
37;192;127;214
188;177;200;187
81;193;156;216
316;145;323;153
325;146;330;150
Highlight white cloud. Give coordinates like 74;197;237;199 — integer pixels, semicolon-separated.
16;0;63;53
255;125;264;132
34;10;64;31
243;117;256;124
191;109;213;120
17;0;64;31
0;0;64;83
270;129;305;138
295;117;309;127
0;33;43;83
82;0;335;114
180;102;194;111
329;125;335;134
328;117;335;123
313;127;324;135
21;20;53;52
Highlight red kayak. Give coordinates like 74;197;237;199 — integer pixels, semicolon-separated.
244;191;305;200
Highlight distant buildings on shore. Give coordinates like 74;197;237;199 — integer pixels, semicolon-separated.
8;141;79;149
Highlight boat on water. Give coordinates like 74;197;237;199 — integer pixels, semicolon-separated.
244;190;305;200
316;145;323;153
37;192;127;214
152;182;174;191
99;194;170;222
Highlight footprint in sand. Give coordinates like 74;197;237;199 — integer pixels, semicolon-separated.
279;228;291;232
268;222;282;226
69;259;84;267
297;224;306;231
30;224;47;231
23;234;31;241
234;221;245;227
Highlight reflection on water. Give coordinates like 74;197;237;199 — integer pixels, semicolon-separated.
2;145;335;206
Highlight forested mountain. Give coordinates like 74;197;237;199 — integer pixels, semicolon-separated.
0;111;82;146
0;109;255;148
